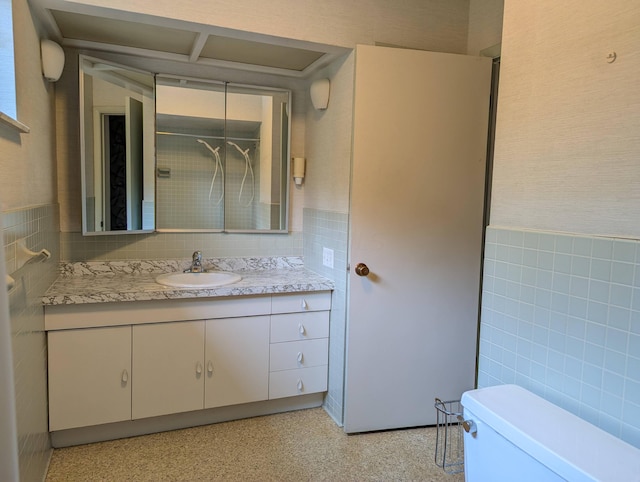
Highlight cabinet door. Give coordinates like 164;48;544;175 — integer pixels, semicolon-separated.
204;316;270;408
48;326;131;431
132;321;205;419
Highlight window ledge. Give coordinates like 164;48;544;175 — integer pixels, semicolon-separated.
0;112;30;133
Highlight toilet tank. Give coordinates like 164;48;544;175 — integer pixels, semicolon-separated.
461;385;640;482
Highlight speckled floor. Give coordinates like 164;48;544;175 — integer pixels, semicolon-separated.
46;408;465;481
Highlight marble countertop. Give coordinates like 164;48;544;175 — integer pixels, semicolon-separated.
43;257;334;306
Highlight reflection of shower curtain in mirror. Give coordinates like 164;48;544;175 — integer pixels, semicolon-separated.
154;77;290;232
155;132;225;230
224;141;259;231
154;131;262;231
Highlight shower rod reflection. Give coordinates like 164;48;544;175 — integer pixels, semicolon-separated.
157;131;260;142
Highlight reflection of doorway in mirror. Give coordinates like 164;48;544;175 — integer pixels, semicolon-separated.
80;55;156;235
93;102;144;232
106;114;126;231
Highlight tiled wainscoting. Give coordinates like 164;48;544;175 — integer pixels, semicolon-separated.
303;208;349;425
3;204;60;480
478;226;640;448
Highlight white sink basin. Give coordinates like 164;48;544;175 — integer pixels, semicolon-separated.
155;271;242;288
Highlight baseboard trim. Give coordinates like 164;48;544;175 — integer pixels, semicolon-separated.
51;393;324;448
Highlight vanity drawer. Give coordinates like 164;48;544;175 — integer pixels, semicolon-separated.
270;311;329;342
271;291;331;314
268;365;328;400
270;339;329;371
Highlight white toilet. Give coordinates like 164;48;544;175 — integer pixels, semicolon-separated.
461;384;640;482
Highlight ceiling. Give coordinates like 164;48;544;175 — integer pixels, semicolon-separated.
29;0;348;77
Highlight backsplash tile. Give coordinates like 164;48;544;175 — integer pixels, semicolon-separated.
478;226;640;448
303;208;348;424
60;231;303;261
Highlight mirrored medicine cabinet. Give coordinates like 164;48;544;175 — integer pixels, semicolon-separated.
80;56;291;235
80;56;156;235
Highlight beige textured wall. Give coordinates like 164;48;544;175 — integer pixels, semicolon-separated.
490;0;640;238
66;0;470;53
304;54;354;214
54;53;81;232
0;1;57;211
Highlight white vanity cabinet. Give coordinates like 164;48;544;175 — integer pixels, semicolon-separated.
48;326;132;431
45;291;331;438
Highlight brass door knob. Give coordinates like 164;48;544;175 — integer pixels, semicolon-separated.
355;263;370;277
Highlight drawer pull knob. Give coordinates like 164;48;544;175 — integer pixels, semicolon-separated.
297;352;304;364
297;379;304;391
298;323;306;335
196;362;203;375
301;299;308;310
121;369;129;384
207;361;214;374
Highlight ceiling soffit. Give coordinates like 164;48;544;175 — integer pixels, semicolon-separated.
30;1;347;77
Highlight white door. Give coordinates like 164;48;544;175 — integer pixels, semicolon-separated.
344;45;492;433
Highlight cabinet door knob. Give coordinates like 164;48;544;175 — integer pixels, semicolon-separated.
301;299;308;310
298;323;306;335
297;352;304;364
121;369;129;384
196;362;203;375
207;361;214;374
297;379;304;391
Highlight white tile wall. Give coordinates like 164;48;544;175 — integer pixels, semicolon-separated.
303;208;348;424
3;204;60;480
60;230;302;261
478;226;640;448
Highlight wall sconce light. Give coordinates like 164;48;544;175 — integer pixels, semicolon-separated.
292;157;306;185
41;39;65;82
310;78;330;110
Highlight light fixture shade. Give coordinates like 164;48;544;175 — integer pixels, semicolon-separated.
41;39;65;82
310;78;330;110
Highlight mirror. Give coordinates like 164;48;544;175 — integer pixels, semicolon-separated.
155;77;290;233
80;55;155;235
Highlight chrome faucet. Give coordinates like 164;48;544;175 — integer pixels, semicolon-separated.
185;251;204;273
